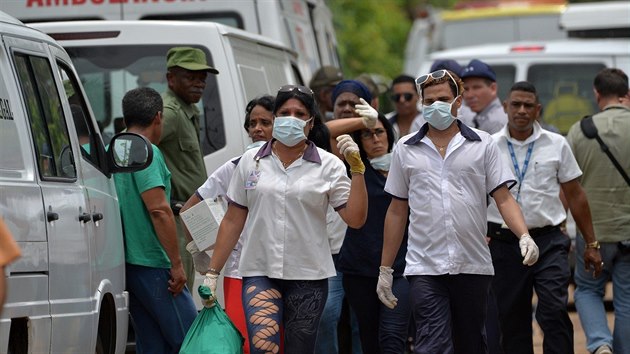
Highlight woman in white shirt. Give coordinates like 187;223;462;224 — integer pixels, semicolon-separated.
206;85;368;354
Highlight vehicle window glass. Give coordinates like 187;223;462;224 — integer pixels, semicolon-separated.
64;45;224;154
58;62;100;168
0;66;24;173
528;63;604;134
492;65;517;102
14;53;76;179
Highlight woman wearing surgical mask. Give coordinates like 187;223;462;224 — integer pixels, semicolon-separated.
336;115;411;354
180;95;275;354
206;85;368;354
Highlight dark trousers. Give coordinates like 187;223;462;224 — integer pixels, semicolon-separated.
408;274;492;354
343;274;411;354
489;227;573;354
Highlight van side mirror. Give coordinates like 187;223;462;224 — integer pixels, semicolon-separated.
107;133;153;174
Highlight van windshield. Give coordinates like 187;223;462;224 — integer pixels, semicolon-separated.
65;45;225;154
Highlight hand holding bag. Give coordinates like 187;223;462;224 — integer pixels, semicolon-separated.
179;286;244;354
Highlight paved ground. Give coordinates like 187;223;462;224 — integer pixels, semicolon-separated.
533;283;615;354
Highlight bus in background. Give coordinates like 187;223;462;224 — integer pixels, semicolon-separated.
0;0;340;84
404;0;567;76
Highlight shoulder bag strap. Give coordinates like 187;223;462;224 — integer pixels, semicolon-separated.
580;115;630;187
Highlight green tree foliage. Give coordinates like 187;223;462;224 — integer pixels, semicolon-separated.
329;0;412;79
328;0;458;79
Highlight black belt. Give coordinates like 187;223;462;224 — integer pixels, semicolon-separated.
488;222;560;242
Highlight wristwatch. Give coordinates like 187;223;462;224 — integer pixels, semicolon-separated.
586;241;600;249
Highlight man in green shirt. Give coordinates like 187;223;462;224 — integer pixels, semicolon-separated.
115;87;197;352
159;47;219;289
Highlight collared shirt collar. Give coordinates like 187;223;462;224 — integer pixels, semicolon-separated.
255;139;322;164
498;121;542;145
166;88;199;118
404;119;481;145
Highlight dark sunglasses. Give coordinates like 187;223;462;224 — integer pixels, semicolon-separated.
390;93;414;102
360;128;387;139
278;84;314;97
415;69;459;96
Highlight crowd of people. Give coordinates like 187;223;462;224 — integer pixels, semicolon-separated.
2;43;623;354
119;46;630;354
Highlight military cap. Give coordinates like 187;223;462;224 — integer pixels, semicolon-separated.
166;47;219;74
460;59;496;82
309;66;343;90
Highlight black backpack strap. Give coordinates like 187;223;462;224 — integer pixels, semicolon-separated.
580;115;630;187
579;115;598;139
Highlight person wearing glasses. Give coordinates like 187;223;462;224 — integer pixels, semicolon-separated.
460;59;507;135
205;85;368;354
488;81;603;354
336;114;411;353
180;95;275;354
378;69;539;353
386;75;425;142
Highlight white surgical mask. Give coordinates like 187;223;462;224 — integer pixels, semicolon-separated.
369;153;391;171
246;141;266;151
422;96;458;130
272;116;311;147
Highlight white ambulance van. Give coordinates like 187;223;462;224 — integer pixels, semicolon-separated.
0;0;339;83
29;20;299;177
0;10;151;353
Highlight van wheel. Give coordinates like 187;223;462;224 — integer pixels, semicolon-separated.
96;296;117;354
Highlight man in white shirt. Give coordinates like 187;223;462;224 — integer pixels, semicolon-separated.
378;69;539;353
487;81;603;354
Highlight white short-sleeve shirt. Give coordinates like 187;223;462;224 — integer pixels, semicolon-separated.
227;140;351;280
385;121;515;276
487;122;582;228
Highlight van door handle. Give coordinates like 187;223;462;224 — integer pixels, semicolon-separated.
92;213;103;222
79;212;92;223
47;211;59;222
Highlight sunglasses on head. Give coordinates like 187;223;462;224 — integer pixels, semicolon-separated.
415;69;459;96
390;93;414;102
278;84;314;97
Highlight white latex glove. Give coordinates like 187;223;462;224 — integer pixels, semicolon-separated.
202;272;219;308
519;234;539;266
354;98;378;128
336;134;365;174
186;240;210;274
376;266;398;309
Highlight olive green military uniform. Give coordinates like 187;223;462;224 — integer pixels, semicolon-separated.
158;89;207;290
158;46;218;290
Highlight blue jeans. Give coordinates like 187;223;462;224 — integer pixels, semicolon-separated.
343;274;410;354
574;236;630;354
126;263;197;354
315;262;362;354
242;276;328;354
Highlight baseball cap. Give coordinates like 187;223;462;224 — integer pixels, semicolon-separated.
309;66;343;90
355;73;380;97
166;47;219;74
430;59;462;75
460;59;496;82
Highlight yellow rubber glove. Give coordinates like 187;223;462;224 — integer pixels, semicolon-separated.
336;134;365;175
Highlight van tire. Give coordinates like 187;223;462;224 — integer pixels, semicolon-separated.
96;295;117;354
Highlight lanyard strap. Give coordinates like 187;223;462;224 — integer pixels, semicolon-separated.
507;140;535;203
